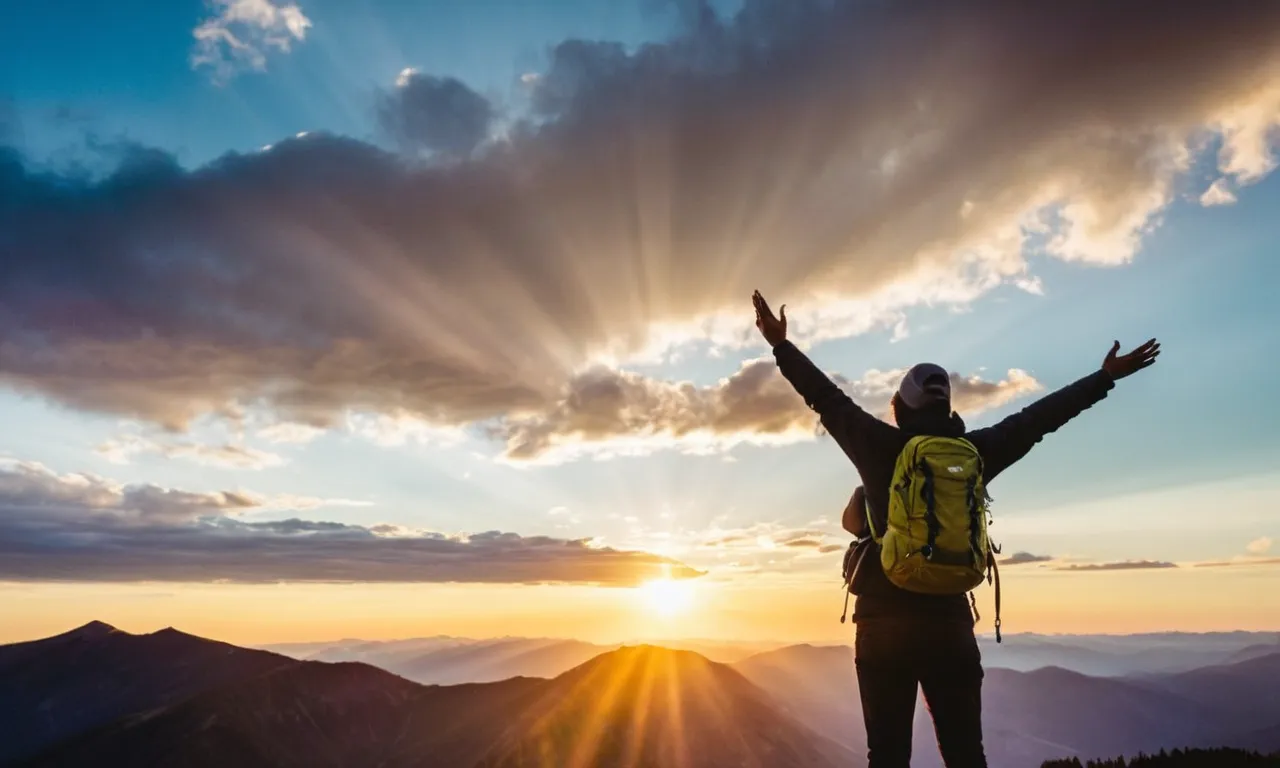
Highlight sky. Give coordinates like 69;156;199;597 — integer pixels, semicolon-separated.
2;0;1280;647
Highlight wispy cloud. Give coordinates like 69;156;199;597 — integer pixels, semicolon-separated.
0;460;698;586
1247;536;1273;555
191;0;311;84
97;433;285;470
1055;560;1178;572
1195;557;1280;568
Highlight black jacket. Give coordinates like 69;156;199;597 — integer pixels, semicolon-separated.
773;340;1117;620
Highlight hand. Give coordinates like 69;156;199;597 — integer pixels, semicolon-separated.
1102;338;1160;380
753;290;787;347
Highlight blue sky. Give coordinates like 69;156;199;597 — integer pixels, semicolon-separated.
2;0;1279;642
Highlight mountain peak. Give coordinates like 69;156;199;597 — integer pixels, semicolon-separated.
65;620;121;639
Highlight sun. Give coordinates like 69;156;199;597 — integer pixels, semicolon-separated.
637;577;696;618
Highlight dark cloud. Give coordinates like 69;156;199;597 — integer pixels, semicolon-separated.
494;359;1040;461
3;0;1278;440
1056;560;1178;572
1001;551;1053;566
0;461;700;586
378;71;496;156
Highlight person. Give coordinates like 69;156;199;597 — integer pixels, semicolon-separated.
751;290;1160;768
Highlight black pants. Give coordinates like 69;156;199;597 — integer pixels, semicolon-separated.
854;615;988;768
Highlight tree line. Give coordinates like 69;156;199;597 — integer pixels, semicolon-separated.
1042;747;1280;767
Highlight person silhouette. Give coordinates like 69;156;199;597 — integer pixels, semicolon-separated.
752;290;1160;768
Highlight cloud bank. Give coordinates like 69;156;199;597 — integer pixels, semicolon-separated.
494;359;1040;462
0;461;699;585
5;0;1280;451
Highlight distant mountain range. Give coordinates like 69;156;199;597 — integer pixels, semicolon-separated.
259;630;1280;683
732;644;1280;768
3;623;851;768
256;635;777;684
3;622;1279;767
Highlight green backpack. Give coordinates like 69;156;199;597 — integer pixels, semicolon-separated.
865;435;1004;641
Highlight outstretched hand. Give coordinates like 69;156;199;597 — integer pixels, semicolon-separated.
1102;338;1161;380
753;290;787;348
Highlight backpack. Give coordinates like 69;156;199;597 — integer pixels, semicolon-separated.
856;435;1005;641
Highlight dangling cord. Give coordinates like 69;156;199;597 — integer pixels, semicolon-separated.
992;555;1003;644
968;591;980;624
839;558;857;623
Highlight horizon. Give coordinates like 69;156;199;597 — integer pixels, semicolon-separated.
10;617;1280;652
3;0;1280;648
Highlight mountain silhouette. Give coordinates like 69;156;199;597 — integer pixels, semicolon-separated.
13;629;853;768
0;621;293;764
475;645;853;768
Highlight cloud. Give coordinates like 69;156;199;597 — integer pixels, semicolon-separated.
6;0;1280;444
0;459;253;525
378;70;497;156
1055;560;1178;572
191;0;312;83
256;422;326;444
97;433;285;470
1195;557;1280;569
0;460;700;586
1247;536;1273;555
492;359;1040;462
1000;551;1053;566
1199;178;1238;206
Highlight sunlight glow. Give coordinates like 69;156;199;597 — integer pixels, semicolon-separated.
637;578;696;619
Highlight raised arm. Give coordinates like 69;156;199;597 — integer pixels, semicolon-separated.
753;291;898;469
970;338;1160;481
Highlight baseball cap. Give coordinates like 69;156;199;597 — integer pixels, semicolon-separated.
897;362;951;409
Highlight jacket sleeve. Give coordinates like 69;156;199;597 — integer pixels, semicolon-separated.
969;368;1116;481
772;340;899;470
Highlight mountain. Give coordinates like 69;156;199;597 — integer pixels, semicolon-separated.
20;661;545;768
979;666;1224;766
391;637;613;685
0;621;293;765
259;635;777;683
14;629;853;768
733;644;865;754
268;636;467;667
976;632;1280;677
262;631;1280;681
1131;653;1280;735
475;646;854;768
727;642;1280;768
1225;640;1280;665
